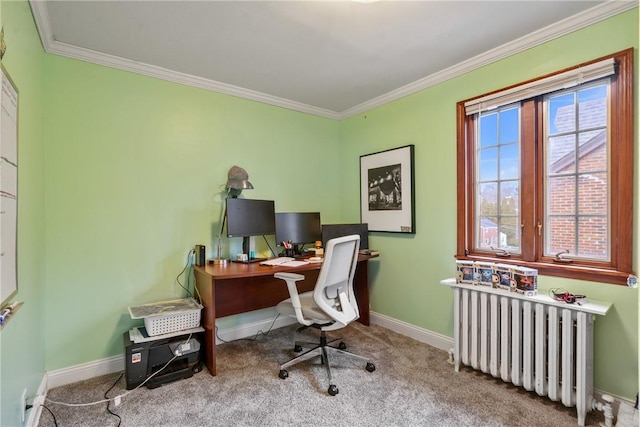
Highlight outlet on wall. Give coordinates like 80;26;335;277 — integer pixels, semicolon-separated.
20;388;27;423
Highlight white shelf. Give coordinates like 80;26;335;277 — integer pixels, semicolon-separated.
440;278;611;316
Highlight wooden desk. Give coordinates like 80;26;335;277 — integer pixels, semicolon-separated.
193;255;375;376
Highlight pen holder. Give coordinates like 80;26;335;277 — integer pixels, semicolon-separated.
285;249;294;257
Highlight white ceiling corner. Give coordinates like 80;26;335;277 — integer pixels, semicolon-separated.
28;0;637;120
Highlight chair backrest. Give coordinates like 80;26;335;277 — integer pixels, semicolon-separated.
313;234;360;330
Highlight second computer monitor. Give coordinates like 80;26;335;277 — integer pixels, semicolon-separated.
275;212;322;255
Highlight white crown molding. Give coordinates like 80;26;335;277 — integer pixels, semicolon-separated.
28;0;341;120
340;0;638;119
48;39;343;120
29;0;636;121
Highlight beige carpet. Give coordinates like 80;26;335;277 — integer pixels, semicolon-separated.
36;322;606;426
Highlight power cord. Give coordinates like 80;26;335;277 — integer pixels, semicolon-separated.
176;249;196;298
215;313;281;343
39;403;58;427
104;373;124;426
44;334;193;409
549;288;586;305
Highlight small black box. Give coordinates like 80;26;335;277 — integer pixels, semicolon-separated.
195;245;205;266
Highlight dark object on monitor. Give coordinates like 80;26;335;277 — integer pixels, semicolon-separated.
321;223;368;250
226;198;276;262
275;212;322;256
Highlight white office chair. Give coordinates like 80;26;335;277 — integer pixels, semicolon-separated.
274;234;375;396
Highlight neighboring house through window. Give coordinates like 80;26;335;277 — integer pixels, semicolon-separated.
456;49;634;285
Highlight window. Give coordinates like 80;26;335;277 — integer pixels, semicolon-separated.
456;49;634;285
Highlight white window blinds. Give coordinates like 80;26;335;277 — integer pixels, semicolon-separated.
464;58;615;115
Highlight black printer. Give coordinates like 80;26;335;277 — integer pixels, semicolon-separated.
124;329;203;389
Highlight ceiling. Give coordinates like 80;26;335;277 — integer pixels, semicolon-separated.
29;1;636;119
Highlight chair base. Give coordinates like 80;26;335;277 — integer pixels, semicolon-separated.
278;330;375;396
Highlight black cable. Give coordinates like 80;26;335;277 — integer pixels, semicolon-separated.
215;313;281;343
45;335;191;410
43;336;194;424
104;373;124;427
176;249;196;298
263;235;277;257
40;403;58;427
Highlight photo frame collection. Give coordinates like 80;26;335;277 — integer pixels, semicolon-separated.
360;145;415;234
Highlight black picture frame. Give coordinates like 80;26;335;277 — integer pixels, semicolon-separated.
360;145;415;234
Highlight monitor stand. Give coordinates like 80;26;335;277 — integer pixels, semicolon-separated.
232;258;266;264
292;244;307;259
230;236;267;264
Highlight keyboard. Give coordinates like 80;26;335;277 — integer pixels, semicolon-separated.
259;257;295;266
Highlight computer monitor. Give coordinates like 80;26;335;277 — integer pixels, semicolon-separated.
321;223;369;250
275;212;322;256
226;198;276;262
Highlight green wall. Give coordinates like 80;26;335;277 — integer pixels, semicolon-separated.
0;3;637;425
0;0;47;425
43;55;343;369
341;9;639;399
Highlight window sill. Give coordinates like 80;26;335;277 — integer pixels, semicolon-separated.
457;255;634;286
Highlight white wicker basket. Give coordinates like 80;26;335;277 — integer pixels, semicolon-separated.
128;298;202;336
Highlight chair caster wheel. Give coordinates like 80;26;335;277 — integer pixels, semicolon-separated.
366;362;376;372
293;345;303;352
338;342;347;350
328;384;339;396
279;369;289;379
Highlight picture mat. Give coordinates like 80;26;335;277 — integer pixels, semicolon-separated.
360;145;414;233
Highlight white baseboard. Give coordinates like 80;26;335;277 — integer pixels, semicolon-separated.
47;354;125;389
214;315;297;344
369;311;454;351
368;311;637;421
25;374;48;427
37;312;634;425
45;315;297;389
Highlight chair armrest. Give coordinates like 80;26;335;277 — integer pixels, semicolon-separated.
274;272;305;282
274;272;305;306
274;272;312;326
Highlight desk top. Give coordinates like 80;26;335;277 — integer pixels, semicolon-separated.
195;254;378;280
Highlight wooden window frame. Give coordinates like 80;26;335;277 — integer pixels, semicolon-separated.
456;48;634;285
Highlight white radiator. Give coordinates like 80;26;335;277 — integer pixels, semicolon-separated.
441;279;611;426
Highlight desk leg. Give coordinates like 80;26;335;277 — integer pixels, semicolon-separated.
355;260;370;326
194;268;217;376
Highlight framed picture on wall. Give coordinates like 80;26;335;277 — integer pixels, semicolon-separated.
360;145;415;234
